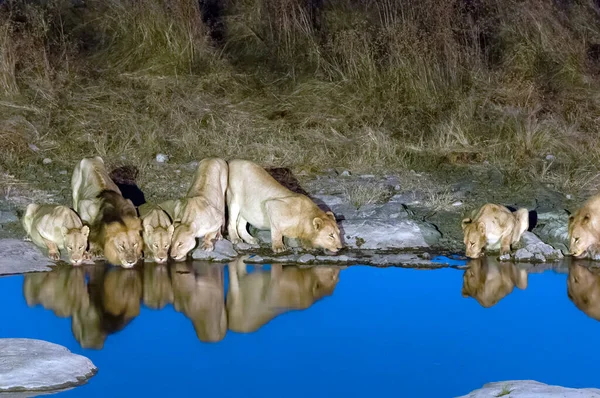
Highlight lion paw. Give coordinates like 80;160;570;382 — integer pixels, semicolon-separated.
272;244;287;254
48;251;60;261
201;242;215;252
23;236;32;242
245;237;259;245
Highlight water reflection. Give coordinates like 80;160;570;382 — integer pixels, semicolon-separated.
21;259;341;348
226;257;341;333
461;257;528;308
567;259;600;321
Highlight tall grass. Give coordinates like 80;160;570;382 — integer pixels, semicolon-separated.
1;0;600;194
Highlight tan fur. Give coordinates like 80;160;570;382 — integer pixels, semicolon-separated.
103;267;142;319
226;257;340;333
139;203;174;264
226;159;343;254
143;264;173;310
169;158;228;261
461;203;529;258
568;193;600;258
171;261;227;342
461;257;528;308
567;260;600;321
72;157;143;268
71;156;121;225
22;204;90;265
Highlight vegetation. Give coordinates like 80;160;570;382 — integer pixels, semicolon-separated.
2;0;600;194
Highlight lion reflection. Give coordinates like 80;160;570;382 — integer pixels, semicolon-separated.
23;264;143;349
226;257;341;333
461;257;528;308
170;261;227;343
567;260;600;321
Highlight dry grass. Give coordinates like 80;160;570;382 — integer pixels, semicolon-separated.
1;0;600;196
343;182;393;209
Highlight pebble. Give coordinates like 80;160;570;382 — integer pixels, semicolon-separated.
59;170;67;175
155;153;169;163
340;170;351;177
452;201;463;207
42;158;52;164
28;144;39;152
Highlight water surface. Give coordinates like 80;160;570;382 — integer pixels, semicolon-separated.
1;256;600;397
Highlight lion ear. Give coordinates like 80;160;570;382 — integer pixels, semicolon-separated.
476;221;486;235
167;224;174;236
81;225;90;237
325;211;336;221
313;217;323;231
461;218;472;231
144;224;154;234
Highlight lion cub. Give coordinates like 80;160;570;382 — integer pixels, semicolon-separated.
568;193;600;258
22;204;90;265
168;157;228;261
139;203;174;264
72;156;143;268
461;203;528;258
227;159;343;254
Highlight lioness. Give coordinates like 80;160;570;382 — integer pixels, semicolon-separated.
461;203;529;258
22;204;90;265
139;203;174;264
72;157;143;268
567;260;600;321
226;159;342;254
168;158;228;261
226;257;340;333
143;264;173;310
568;194;600;258
461;257;528;308
171;261;227;342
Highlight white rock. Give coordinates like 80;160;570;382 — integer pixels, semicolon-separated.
0;339;97;392
0;239;53;275
235;242;260;251
28;144;39;152
42;158;52;164
340;170;351;176
452;201;463;207
457;380;600;398
340;219;440;249
513;232;564;262
58;170;68;175
155;153;169;163
192;239;237;262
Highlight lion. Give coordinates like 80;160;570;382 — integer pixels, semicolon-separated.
461;203;529;258
103;267;143;319
226;257;341;333
567;260;600;321
139;203;174;264
568;194;600;258
167;157;228;261
226;159;343;254
461;256;528;308
72;156;143;268
143;263;173;310
22;204;90;265
170;261;227;342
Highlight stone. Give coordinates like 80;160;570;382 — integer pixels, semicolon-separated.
0;210;18;224
340;219;441;250
0;339;97;393
28;144;39;152
452;201;463;207
191;239;237;262
235;242;260;251
58;170;68;175
42;158;52;165
457;380;600;398
155;153;169;163
512;232;564;263
533;211;569;248
0;239;53;275
297;254;316;264
340;170;351;176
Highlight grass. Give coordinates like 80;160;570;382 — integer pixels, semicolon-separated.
343;182;393;209
496;384;513;397
1;0;600;198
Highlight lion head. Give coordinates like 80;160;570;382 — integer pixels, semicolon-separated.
62;225;90;265
308;211;342;253
143;223;174;264
461;218;487;258
170;222;197;261
567;260;600;321
104;218;143;268
569;212;599;258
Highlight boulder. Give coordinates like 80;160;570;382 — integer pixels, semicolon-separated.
0;239;53;275
512;232;564;263
0;339;96;393
191;239;238;262
457;380;600;398
340;218;441;250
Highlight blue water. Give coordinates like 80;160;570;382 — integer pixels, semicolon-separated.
0;258;598;398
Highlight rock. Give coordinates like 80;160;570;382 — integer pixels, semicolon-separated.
512;232;564;263
360;174;375;179
340;170;351;176
191;239;237;262
42;158;52;165
155;153;169;163
0;239;53;275
0;339;97;393
457;380;600;398
452;201;463;207
0;210;18;224
533;211;569;249
235;242;260;251
297;254;316;264
545;154;556;161
28;144;39;152
498;253;511;262
58;170;68;175
340;219;441;250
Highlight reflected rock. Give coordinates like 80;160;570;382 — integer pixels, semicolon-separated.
567;260;600;321
226;257;340;333
171;261;227;343
143;264;173;310
461;257;528;308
